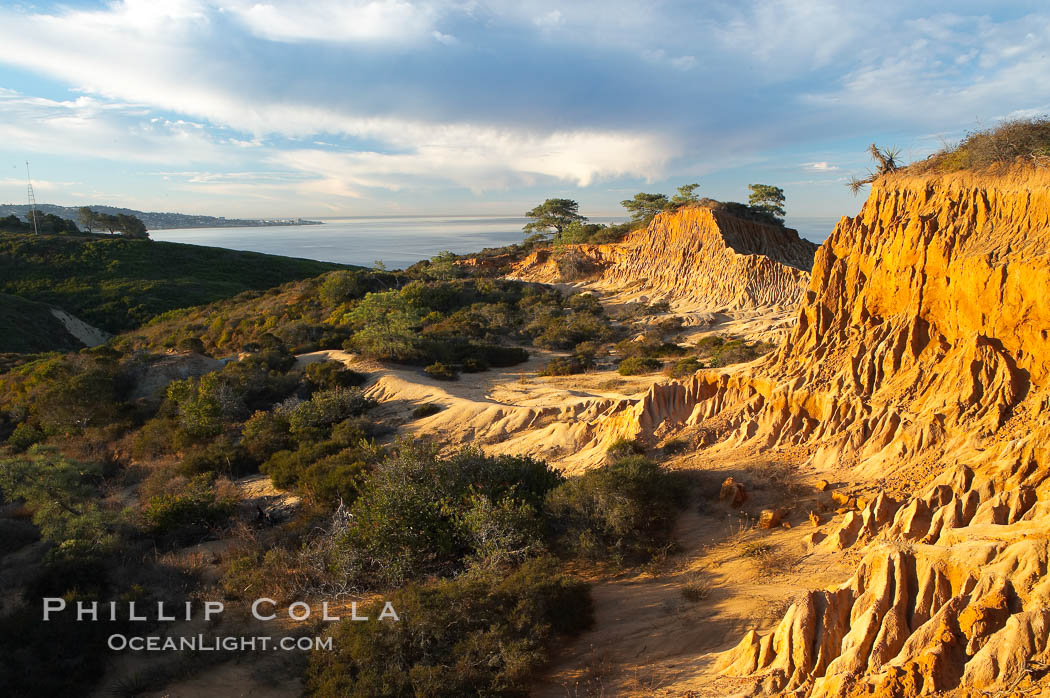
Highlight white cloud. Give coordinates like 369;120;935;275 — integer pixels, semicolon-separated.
669;55;697;71
710;0;868;76
431;30;458;45
220;0;439;43
533;10;562;31
0;91;228;164
271;127;672;196
0;177;78;191
0;1;672;200
803;161;839;171
641;49;696;71
801;11;1050;126
2;0;1050;217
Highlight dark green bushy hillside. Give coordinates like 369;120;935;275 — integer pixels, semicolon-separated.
0;293;83;353
0;232;349;334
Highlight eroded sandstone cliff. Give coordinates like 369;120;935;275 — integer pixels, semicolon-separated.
511;206;818;312
611;167;1050;696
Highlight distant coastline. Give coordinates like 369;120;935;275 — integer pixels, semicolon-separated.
0;203;322;230
149;217;324;229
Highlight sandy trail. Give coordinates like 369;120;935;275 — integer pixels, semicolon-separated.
533;450;852;697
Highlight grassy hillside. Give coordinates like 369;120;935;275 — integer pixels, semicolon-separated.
0;232;349;334
0;293;83;353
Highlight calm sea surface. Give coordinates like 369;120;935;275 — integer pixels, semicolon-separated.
150;214;838;269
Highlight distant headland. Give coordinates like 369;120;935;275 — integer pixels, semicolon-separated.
0;203;322;230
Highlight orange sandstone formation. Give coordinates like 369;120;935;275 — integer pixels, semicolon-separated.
511;205;817;312
611;167;1050;696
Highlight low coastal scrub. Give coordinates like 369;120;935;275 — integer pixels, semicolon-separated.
539;355;587;376
545;455;688;563
326;445;561;588
113;272;614;378
695;336;775;367
912;117;1050;173
423;361;458;380
306;559;593;698
618;356;662;375
0;232;345;334
666;356;705;378
295;446;683;696
410;402;443;419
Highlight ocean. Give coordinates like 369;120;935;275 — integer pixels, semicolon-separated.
149;214;839;269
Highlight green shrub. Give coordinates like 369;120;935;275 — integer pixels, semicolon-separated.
175;336;206;354
261;441;342;490
164;374;236;441
130;416;180;458
914;117;1050;173
331;446;563;588
667;356;704;378
538;355;586;376
694;335;726;354
531;312;612;350
221;547;300;603
479;344;529;367
304;360;366;389
423;362;458;380
241;410;294;462
614;334;684;359
343;292;426;362
606;438;642;461
0;449;118;554
545;455;687;562
288;388;376;440
461;357;488;373
141;474;236;547
330;416;382;445
565;292;603;314
617;356;661;375
6;422;44;451
298;446;375;507
305;558;592;698
176;434;253;477
703;338;775;367
411;403;443;419
319;270;366;306
459;494;546;569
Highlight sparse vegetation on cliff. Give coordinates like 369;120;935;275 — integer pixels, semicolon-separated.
914;116;1050;173
848;144;903;193
848;119;1050;195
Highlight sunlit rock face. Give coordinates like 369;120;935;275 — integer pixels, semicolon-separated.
511;205;817;312
663;166;1050;697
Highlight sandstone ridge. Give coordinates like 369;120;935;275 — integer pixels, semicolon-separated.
607;167;1050;696
511;205;818;312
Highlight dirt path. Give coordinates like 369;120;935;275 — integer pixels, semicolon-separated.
534;452;853;697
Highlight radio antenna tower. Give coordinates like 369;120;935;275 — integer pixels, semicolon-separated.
25;161;39;235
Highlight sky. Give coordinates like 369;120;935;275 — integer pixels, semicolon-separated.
0;0;1048;221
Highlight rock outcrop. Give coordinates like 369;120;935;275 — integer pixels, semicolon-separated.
511;206;818;312
617;168;1050;476
617;166;1050;696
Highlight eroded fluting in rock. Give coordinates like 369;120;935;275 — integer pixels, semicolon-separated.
634;167;1050;696
616;169;1050;474
511;205;818;311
